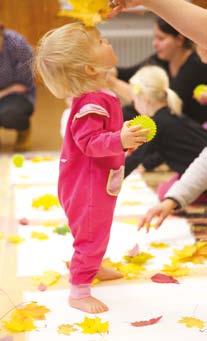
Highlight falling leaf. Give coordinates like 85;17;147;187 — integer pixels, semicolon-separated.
58;324;77;335
77;317;109;334
53;225;70;235
58;0;111;27
7;235;24;244
162;264;189;277
131;316;162;327
31;231;49;240
151;273;179;284
150;242;169;249
33;271;61;286
178;316;205;329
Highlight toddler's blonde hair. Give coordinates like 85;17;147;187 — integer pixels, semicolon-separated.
36;22;107;98
130;65;183;116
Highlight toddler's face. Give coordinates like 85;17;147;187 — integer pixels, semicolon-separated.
87;28;118;69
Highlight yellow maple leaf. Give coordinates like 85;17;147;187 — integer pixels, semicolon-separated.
77;317;109;334
150;242;169;249
31;231;49;240
33;271;61;286
162;264;189;277
178;316;205;329
19;302;50;320
3;314;36;333
58;0;111;27
7;235;24;244
172;242;207;265
117;263;145;279
58;324;77;335
123;252;154;265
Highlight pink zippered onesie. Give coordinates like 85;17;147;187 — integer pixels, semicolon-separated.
58;90;125;298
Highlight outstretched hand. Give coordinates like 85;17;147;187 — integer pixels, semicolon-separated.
137;199;177;233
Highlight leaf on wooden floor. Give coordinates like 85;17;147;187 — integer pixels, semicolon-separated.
131;316;162;327
162;264;189;277
7;235;24;244
76;317;109;334
150;242;169;249
151;273;179;284
33;271;61;286
178;316;205;329
31;231;49;240
58;324;77;335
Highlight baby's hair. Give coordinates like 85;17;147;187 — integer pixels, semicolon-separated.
130;65;183;116
36;22;107;98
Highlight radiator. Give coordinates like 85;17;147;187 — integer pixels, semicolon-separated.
100;29;154;67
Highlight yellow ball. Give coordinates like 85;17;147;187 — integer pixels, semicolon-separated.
129;115;157;142
12;154;25;168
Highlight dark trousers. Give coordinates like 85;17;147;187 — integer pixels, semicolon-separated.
0;94;34;131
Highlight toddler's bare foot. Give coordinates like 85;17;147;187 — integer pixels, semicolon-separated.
96;266;123;281
69;295;108;314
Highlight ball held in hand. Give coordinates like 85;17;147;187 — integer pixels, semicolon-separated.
129;115;157;142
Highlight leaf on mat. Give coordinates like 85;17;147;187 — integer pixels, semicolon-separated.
7;235;24;244
3;302;50;333
124;252;154;266
178;316;205;329
131;316;162;327
162;264;189;277
77;317;109;334
128;244;139;257
33;271;61;286
58;324;77;335
53;225;70;235
150;242;169;249
31;231;49;240
151;273;179;284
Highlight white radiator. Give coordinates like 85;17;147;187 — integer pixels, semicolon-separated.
100;29;154;67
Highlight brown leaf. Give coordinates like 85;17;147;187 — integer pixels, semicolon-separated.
151;273;179;284
131;316;162;327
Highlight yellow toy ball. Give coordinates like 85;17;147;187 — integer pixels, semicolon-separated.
129;115;157;142
193;84;207;104
12;154;25;168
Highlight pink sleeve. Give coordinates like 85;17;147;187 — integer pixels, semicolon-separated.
71;114;123;157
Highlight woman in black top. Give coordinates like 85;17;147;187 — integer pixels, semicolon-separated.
126;65;207;201
119;17;207;125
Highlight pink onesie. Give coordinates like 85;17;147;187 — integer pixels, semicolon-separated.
58;90;125;288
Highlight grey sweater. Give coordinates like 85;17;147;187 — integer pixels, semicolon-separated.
165;147;207;208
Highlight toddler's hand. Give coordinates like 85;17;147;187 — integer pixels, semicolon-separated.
120;121;148;149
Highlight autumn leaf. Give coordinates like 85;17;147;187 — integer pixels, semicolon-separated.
171;242;207;265
123;252;154;266
32;194;60;210
53;225;70;235
31;231;49;240
58;324;77;335
117;263;145;279
151;273;179;284
21;302;50;320
131;316;162;327
178;316;205;329
33;271;61;286
150;242;169;249
7;235;24;244
77;317;109;334
162;264;189;277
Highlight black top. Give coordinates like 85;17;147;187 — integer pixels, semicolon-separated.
125;106;207;177
118;52;207;124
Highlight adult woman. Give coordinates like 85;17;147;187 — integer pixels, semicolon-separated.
118;18;207;125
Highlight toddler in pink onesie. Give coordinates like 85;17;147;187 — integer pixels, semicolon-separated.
36;22;148;314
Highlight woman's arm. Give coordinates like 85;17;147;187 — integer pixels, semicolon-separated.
111;0;207;48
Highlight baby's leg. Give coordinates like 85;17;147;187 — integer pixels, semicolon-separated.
69;284;108;314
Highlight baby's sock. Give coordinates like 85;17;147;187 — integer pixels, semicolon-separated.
70;284;91;299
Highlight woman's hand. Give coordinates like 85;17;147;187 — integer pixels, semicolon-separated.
137;199;178;232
